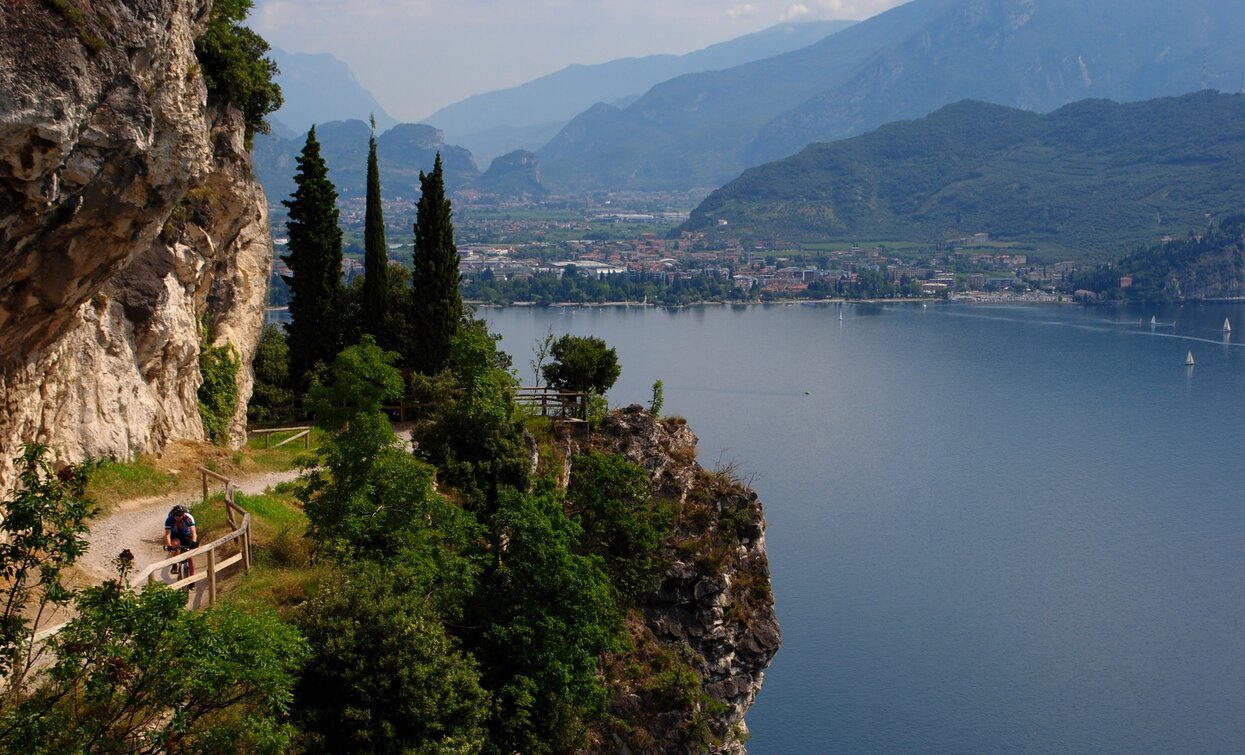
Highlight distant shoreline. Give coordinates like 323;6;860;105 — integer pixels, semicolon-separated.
467;292;1073;309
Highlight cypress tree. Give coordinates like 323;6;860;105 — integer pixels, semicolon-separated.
282;125;344;384
409;153;463;375
361;115;389;341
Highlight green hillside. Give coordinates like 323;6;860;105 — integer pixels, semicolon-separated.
682;92;1245;260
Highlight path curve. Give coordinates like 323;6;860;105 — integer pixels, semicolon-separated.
77;469;301;585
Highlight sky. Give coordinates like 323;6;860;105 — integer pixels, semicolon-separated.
250;0;908;122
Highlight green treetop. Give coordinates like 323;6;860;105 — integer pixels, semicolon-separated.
409;153;463;375
361;116;389;341
282;126;344;384
195;0;282;142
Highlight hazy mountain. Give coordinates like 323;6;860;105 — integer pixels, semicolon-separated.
475;150;548;199
423;20;855;162
253;121;478;203
539;0;1245;193
681;92;1245;260
268;49;398;134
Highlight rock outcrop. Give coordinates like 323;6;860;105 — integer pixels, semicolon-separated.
0;0;270;485
574;406;781;754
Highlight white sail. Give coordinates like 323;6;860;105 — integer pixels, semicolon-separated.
1224;318;1231;332
1150;316;1157;325
1186;351;1195;366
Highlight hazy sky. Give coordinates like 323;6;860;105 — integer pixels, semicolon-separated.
250;0;907;121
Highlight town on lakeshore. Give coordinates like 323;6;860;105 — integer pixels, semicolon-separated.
267;195;1081;308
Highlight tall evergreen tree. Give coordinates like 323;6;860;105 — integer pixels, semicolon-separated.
409;153;463;375
282;125;344;384
361;115;389;341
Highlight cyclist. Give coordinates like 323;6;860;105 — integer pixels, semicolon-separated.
164;504;198;577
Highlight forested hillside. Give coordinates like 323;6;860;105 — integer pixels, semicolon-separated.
681;92;1245;259
538;0;1245;192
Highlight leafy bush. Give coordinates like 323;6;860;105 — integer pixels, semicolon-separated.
195;0;282;142
294;562;490;754
541;334;621;395
248;324;293;424
2;578;306;753
199;317;239;445
568;452;672;600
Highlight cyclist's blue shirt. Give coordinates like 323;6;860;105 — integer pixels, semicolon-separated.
165;513;196;539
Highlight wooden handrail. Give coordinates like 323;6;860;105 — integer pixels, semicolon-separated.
25;471;256;661
248;425;312;449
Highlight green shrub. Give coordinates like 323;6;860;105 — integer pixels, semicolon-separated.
198;327;240;445
194;0;282;142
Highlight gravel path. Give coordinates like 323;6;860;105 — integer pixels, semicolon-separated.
76;468;302;586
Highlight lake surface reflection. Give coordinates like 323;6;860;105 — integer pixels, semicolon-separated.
482;302;1245;754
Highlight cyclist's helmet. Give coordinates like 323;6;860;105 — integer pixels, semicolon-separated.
170;504;189;517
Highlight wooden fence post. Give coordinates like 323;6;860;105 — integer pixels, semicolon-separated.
206;548;216;606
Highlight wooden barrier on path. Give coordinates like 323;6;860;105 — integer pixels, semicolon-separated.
248;425;311;449
128;468;253;606
514;387;588;421
27;470;255;661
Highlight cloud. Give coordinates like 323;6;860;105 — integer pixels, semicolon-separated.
726;4;759;21
780;3;814;21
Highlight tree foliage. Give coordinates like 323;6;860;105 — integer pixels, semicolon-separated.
195;0;282;142
361;117;390;342
542;334;621;396
0;445;95;689
248;324;294;424
304;336;403;431
414;321;530;512
473;485;621;753
1;575;306;754
294;562;490;754
409;153;463;374
282;126;344;384
568;452;670;600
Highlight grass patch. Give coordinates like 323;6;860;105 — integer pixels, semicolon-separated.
87;458;179;509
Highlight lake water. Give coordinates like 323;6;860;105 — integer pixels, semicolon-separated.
481;301;1245;754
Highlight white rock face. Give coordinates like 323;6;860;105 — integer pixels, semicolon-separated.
0;1;272;485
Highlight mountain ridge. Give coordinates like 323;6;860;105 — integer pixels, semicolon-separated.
424;20;855;161
539;0;1245;193
681;91;1245;259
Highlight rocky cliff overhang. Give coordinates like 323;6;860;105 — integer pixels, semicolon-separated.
0;0;271;485
575;406;781;754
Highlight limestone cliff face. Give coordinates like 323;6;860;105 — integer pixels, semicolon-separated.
575;407;781;754
0;0;270;483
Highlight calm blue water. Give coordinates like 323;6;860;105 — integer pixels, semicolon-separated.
481;302;1245;754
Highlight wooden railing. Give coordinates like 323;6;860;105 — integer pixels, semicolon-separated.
248;425;311;449
30;469;253;650
128;468;253;607
514;387;589;421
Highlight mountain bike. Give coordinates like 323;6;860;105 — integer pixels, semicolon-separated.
165;544;195;588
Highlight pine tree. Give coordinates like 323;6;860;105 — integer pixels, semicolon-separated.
361;115;389;341
409;153;463;374
282;125;344;384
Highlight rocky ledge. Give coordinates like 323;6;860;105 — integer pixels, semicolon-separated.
572;406;781;754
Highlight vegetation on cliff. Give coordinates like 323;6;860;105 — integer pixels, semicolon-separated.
196;0;283;141
1072;214;1245;303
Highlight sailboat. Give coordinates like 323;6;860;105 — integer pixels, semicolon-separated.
1186;351;1195;366
1224;318;1232;333
838;311;844;322
1150;316;1157;326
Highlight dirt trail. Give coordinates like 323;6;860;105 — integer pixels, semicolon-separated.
76;469;301;586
